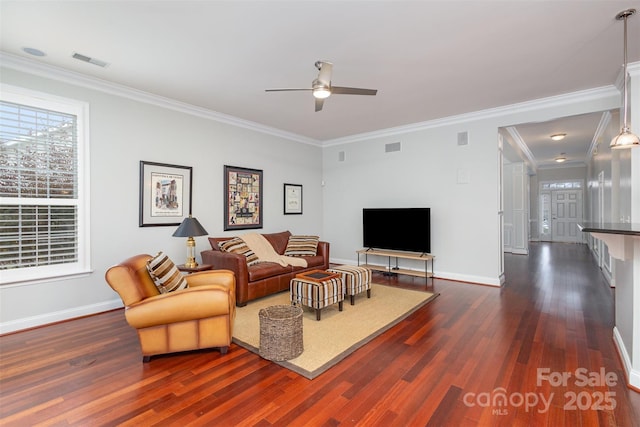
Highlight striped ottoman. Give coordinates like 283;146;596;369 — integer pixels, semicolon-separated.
290;276;344;321
327;265;372;305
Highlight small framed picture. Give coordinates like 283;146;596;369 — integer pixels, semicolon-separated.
224;165;263;230
139;161;192;227
284;183;303;215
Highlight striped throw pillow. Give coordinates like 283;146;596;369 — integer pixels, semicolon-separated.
219;237;260;266
146;252;189;294
284;235;319;256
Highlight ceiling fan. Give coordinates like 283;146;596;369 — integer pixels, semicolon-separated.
265;60;377;112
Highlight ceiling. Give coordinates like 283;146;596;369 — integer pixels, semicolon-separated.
1;1;639;168
501;110;617;170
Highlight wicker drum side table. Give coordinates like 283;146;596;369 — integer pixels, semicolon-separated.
258;305;304;361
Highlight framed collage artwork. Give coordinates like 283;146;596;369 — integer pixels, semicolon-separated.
224;165;263;230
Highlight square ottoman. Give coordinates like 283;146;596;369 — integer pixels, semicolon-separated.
327;265;372;305
290;275;344;321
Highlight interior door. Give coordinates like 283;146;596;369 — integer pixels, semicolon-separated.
551;189;583;243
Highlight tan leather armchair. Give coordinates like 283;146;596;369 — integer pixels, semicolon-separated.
105;254;236;362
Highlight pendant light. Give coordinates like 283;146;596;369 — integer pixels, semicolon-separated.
610;9;639;149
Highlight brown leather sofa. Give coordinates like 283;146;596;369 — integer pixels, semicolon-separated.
105;254;236;361
201;231;329;306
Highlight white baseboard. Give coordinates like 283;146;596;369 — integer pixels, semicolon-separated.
508;248;529;255
436;271;502;287
613;326;640;390
330;258;502;287
0;299;123;335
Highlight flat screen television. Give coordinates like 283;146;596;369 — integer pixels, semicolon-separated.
363;208;431;253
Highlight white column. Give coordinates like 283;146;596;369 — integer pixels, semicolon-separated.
613;62;640;389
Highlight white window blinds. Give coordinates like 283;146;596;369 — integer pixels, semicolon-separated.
0;86;90;284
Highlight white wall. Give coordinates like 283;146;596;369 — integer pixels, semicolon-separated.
0;66;324;333
587;85;632;361
322;121;500;284
322;88;620;286
585;64;640;389
613;66;640;388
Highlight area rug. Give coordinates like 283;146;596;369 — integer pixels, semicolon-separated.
232;283;438;379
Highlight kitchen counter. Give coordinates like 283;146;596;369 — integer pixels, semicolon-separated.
578;222;640;260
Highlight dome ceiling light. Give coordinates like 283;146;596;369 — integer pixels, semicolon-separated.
555;153;567;163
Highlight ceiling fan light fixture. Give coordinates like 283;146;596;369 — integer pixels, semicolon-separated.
266;61;376;111
610;8;639;149
550;133;566;141
312;83;331;99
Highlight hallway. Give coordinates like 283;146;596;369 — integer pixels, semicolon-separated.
498;241;639;425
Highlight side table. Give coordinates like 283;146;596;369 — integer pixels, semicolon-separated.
177;264;213;274
259;305;304;361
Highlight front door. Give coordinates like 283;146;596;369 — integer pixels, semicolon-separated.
551;190;583;243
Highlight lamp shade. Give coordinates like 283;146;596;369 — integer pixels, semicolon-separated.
610;129;640;149
172;216;208;237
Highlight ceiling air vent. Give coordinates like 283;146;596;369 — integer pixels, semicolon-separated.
72;52;108;68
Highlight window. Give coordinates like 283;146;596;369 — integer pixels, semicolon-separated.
540;180;583;190
0;85;90;284
540;192;550;237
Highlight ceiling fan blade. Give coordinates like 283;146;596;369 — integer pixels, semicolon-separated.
317;61;333;85
267;61;375;112
265;88;312;92
331;86;377;96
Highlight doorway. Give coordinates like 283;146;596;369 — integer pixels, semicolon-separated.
539;181;583;243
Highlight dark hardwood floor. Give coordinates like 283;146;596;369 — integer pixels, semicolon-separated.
1;242;639;426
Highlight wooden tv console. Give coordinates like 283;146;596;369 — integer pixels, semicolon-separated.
356;248;434;280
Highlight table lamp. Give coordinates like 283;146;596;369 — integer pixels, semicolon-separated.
172;215;208;268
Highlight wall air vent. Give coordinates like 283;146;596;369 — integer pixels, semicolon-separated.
457;131;469;146
72;52;109;68
385;142;401;153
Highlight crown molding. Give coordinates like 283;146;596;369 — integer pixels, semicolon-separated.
626;61;640;77
536;161;587;170
0;52;320;146
4;52;634;148
613;61;640;87
323;84;622;146
505;126;538;172
588;111;612;159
